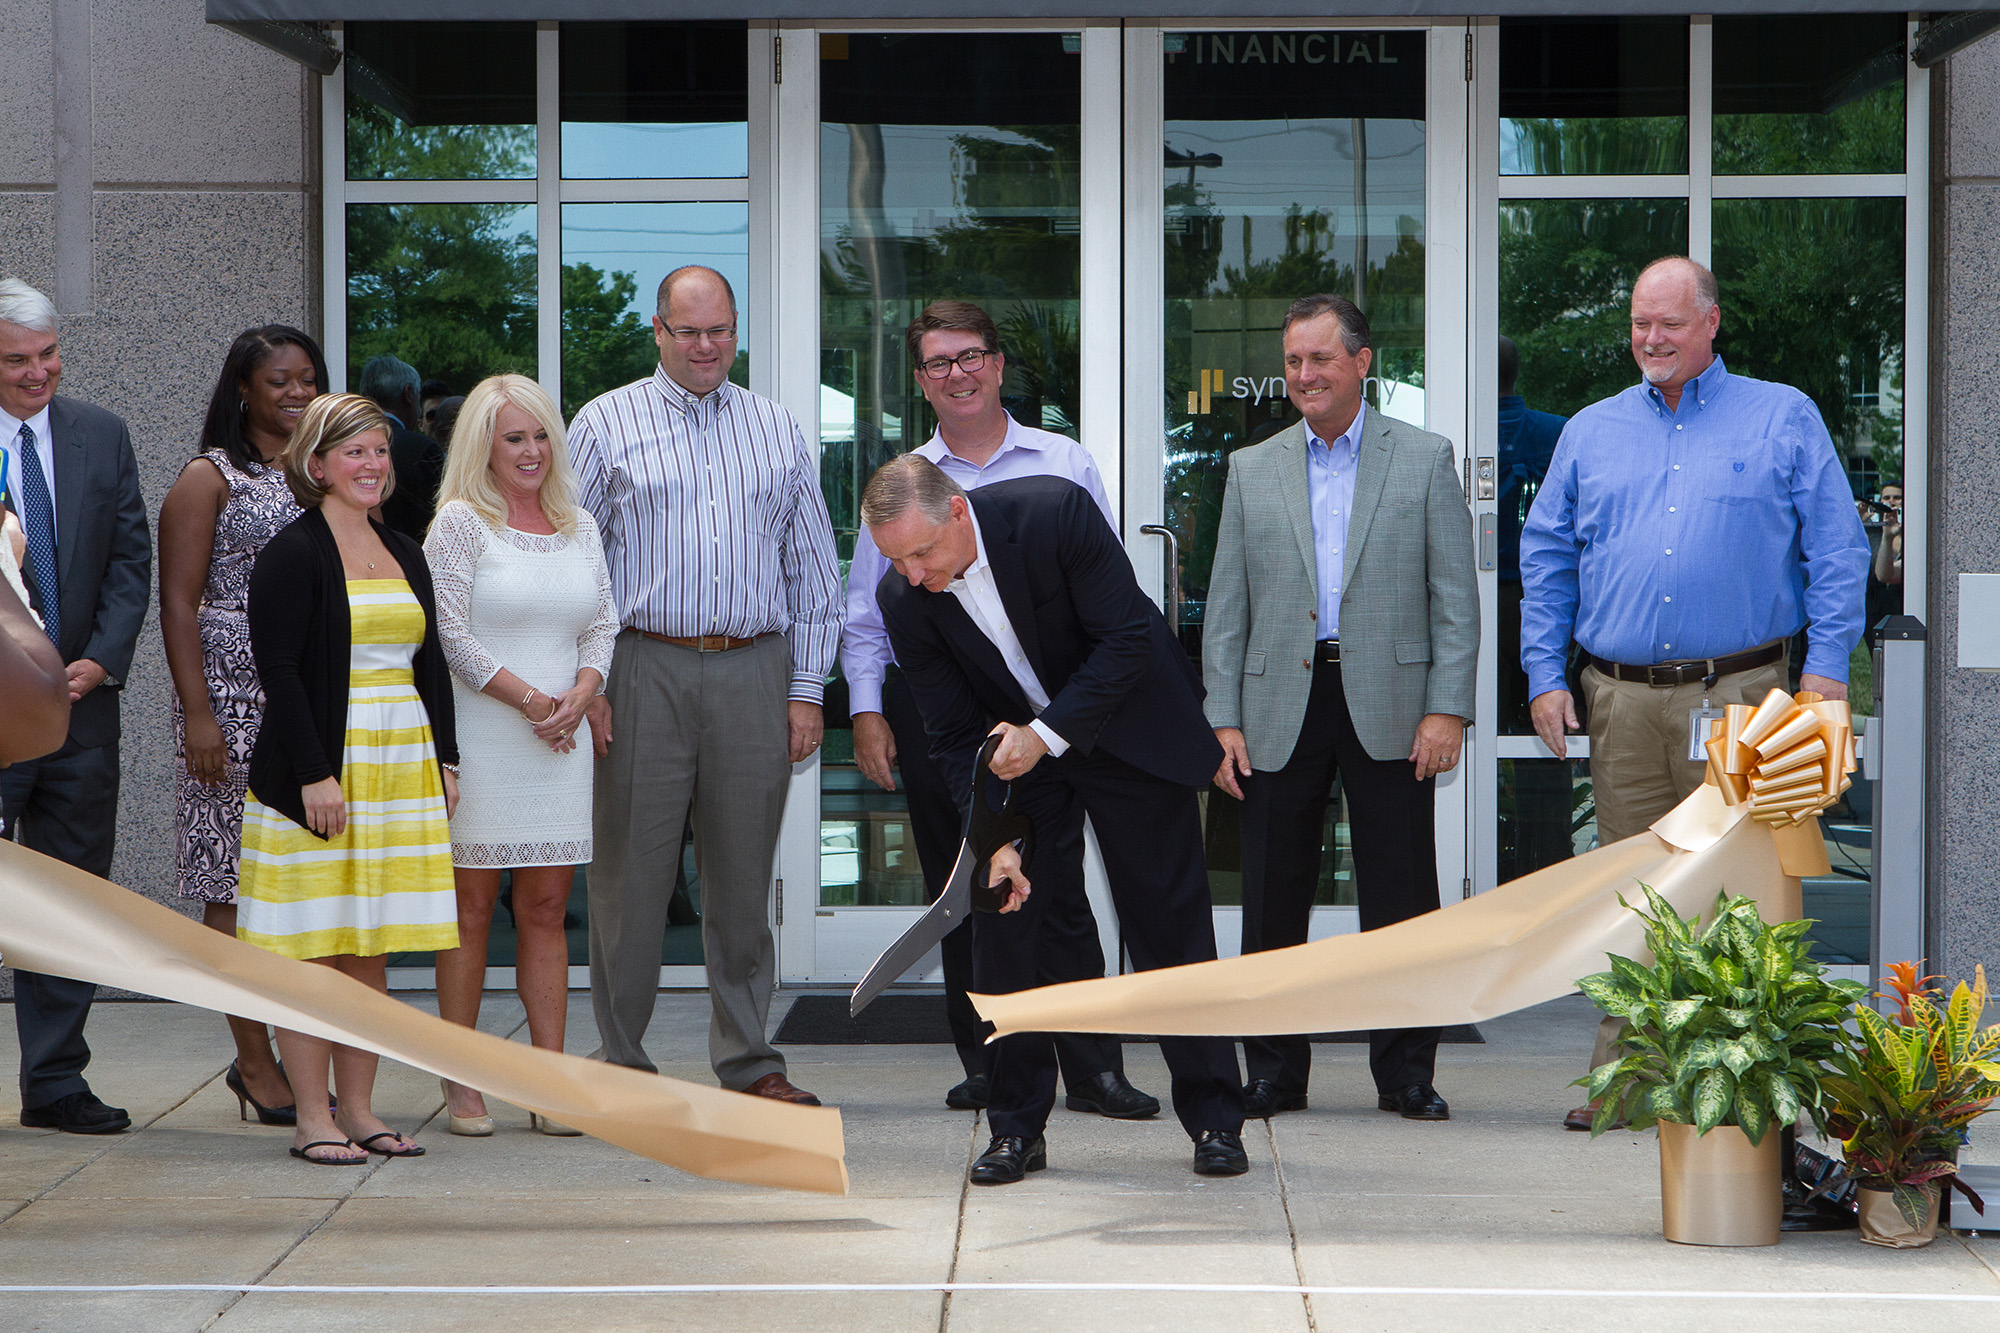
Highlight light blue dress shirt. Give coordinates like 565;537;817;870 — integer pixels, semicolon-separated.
840;415;1114;717
1517;357;1870;700
1306;402;1365;639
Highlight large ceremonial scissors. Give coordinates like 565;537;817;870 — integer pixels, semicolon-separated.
849;732;1036;1017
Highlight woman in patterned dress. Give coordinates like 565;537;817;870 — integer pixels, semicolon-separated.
239;394;460;1165
424;375;615;1136
157;326;320;1123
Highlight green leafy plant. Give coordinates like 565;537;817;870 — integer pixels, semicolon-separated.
1822;962;2000;1229
1574;886;1866;1143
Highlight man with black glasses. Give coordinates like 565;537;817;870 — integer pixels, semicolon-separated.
841;300;1157;1120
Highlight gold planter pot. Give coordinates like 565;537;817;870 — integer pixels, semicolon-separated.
1658;1120;1782;1246
1856;1184;1940;1248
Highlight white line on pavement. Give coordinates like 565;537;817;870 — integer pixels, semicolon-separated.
0;1284;1997;1301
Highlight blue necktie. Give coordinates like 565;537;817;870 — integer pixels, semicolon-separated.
13;423;61;646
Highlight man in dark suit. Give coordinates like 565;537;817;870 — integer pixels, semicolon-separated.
358;355;445;540
865;456;1247;1184
0;278;151;1134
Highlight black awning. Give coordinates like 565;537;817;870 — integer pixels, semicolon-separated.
207;3;1988;20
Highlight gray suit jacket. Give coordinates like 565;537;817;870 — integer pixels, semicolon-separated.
5;397;151;749
1203;410;1478;769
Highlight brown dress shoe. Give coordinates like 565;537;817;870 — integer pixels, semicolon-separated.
1564;1101;1628;1131
742;1072;822;1106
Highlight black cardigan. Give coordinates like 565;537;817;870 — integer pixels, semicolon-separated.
245;506;459;838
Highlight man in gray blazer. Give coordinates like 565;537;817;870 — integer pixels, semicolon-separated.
1205;292;1477;1122
0;278;151;1134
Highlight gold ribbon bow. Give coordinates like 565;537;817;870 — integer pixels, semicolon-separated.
1703;687;1856;824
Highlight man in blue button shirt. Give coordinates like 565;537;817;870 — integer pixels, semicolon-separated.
1518;256;1869;1126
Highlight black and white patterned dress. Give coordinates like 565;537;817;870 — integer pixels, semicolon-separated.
174;450;302;903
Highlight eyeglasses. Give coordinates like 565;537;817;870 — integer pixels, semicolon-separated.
918;348;995;379
662;324;739;346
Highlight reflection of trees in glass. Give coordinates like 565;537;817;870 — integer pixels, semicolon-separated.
560;263;655;420
346;102;678;412
1714;197;1903;466
819;122;1082;537
347;201;538;393
1713;83;1904;175
1164;128;1426;631
346;100;534;180
1502;116;1688;175
1499;198;1689;418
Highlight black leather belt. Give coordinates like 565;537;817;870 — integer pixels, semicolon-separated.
1585;641;1785;688
1314;639;1341;664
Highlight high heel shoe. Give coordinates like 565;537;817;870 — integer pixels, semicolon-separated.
225;1061;298;1127
529;1111;583;1137
440;1078;494;1136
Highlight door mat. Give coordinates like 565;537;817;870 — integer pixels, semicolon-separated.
773;994;1483;1046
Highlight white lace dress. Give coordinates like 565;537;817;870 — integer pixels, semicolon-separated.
424;500;618;868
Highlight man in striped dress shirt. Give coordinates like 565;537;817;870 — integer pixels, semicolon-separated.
571;266;842;1106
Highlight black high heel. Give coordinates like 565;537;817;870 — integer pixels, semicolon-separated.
225;1061;299;1126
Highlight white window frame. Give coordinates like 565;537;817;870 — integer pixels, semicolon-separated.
325;21;764;989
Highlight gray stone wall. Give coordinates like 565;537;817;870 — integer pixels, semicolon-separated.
2;3;315;950
1928;33;2000;985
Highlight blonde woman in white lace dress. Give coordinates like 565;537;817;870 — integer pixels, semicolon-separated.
423;374;616;1136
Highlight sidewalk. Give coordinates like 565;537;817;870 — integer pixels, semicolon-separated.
1;992;1995;1332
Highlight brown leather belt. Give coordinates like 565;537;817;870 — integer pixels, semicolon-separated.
638;631;774;653
1585;641;1785;688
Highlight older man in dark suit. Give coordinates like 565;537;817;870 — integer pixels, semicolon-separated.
866;457;1246;1185
0;278;151;1134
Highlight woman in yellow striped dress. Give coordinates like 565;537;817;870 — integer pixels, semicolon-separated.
239;393;460;1166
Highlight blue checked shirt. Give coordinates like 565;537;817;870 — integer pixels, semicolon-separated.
1518;358;1870;700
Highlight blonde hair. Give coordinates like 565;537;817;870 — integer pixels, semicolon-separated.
436;375;580;537
283;393;396;509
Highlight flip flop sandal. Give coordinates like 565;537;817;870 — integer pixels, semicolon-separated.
355;1130;426;1157
290;1139;366;1166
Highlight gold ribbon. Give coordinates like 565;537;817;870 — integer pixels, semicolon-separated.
969;695;1847;1043
1695;688;1853;877
0;842;848;1194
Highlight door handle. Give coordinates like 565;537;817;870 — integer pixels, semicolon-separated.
1140;524;1183;633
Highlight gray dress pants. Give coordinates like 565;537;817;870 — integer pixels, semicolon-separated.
589;631;792;1089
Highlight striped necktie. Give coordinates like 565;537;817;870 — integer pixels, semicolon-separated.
13;423;61;645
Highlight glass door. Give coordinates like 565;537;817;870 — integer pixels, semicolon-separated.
1127;21;1472;957
777;24;1111;981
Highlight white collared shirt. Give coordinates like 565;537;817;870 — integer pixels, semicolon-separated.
0;404;57;542
945;509;1070;757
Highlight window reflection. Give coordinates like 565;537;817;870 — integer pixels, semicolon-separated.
560;22;750;179
1499;18;1689;175
560;202;750;419
346;203;537;391
345;23;536;181
1713;16;1906;176
817;31;1083;909
1497;759;1595;883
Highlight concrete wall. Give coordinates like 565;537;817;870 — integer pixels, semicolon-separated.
1928;32;2000;985
2;2;316;951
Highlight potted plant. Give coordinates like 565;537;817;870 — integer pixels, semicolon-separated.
1821;962;2000;1248
1574;886;1865;1246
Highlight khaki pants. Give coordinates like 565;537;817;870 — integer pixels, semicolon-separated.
1581;652;1789;1072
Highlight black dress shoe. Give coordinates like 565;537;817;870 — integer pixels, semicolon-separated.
1193;1129;1249;1177
970;1135;1047;1185
1064;1070;1161;1120
1378;1083;1450;1120
946;1073;990;1111
1242;1078;1307;1119
19;1089;131;1135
